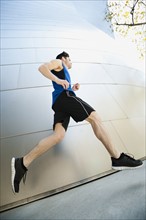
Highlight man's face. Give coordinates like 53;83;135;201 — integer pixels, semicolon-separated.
62;56;72;69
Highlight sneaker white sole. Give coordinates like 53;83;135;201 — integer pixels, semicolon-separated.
11;157;16;194
112;164;143;171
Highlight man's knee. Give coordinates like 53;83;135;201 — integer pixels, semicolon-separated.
54;131;65;143
54;123;66;143
86;111;102;124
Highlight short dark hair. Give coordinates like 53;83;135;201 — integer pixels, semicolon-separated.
56;51;69;59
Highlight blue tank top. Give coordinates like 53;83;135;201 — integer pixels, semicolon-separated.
51;63;75;105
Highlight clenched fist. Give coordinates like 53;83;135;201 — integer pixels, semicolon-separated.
72;83;80;91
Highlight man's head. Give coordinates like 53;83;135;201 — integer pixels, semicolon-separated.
56;51;72;69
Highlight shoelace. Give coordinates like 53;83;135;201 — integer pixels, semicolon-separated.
124;153;135;161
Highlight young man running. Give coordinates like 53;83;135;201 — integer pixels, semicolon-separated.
11;51;143;193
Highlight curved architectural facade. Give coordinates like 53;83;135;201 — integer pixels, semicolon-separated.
0;1;145;210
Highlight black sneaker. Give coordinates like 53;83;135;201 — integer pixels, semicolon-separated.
111;153;143;170
11;157;28;193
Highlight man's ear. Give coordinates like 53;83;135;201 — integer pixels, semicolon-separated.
61;57;66;62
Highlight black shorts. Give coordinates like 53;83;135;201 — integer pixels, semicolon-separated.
52;90;95;131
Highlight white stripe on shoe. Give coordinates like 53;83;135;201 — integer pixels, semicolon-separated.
11;157;16;194
112;164;143;170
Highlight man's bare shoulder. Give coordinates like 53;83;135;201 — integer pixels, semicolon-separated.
44;59;63;71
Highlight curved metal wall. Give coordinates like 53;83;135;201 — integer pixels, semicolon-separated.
0;1;145;210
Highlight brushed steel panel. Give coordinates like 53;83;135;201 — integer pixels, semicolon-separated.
102;64;145;87
0;65;20;91
35;48;104;64
70;63;114;84
0;122;128;206
1;29;86;39
1;0;145;210
17;63;113;90
1;49;36;65
2;38;93;49
111;118;145;159
107;85;145;118
18;64;51;88
77;84;127;121
1;38;34;49
1;84;127;138
1;88;53;138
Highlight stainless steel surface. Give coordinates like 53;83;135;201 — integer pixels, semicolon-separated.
0;0;145;210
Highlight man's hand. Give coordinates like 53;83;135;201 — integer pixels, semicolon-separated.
72;83;80;91
56;78;70;89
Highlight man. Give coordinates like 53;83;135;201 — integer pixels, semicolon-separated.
11;51;143;193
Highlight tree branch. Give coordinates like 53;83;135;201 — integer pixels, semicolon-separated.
140;0;146;7
130;0;139;24
116;22;146;26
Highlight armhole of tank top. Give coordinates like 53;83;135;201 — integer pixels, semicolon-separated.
52;61;63;73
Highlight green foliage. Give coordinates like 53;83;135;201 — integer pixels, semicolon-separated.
105;0;146;59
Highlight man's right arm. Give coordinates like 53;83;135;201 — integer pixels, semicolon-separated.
38;59;69;89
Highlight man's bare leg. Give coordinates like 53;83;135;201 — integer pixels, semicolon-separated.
11;123;66;193
86;111;121;159
23;123;66;168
